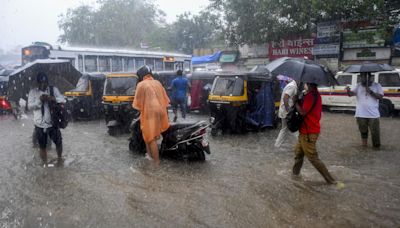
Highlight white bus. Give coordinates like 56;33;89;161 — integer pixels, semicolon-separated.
21;42;191;73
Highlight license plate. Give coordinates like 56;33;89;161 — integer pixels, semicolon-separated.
201;139;209;147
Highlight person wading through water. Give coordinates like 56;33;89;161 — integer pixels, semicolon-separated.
28;72;66;167
292;82;336;184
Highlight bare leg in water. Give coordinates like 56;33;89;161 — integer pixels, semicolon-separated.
40;148;48;167
146;140;160;166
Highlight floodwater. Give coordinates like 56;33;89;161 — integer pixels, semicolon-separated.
0;112;399;227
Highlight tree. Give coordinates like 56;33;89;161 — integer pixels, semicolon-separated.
58;0;164;48
210;0;400;45
165;11;225;54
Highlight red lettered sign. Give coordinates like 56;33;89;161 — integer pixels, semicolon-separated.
269;38;314;60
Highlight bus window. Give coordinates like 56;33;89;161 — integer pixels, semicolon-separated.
78;55;84;72
135;58;144;69
145;58;154;70
85;56;97;72
155;59;163;71
378;73;400;87
165;62;174;71
126;58;135;72
112;57;122;72
99;56;110;72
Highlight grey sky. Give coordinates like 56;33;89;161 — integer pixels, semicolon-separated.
0;0;210;52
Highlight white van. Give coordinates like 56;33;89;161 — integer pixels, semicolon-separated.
318;70;400;116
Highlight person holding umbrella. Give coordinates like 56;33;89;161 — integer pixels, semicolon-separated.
292;82;336;184
266;57;337;184
346;72;384;148
28;72;66;167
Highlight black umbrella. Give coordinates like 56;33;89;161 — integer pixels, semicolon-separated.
344;63;394;73
7;59;81;101
265;57;337;86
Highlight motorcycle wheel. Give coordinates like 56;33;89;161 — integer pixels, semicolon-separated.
190;143;205;161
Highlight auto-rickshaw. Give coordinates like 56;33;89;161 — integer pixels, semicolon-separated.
64;73;106;120
102;73;138;135
208;71;277;135
188;71;216;113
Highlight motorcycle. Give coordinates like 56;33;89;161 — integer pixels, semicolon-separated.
129;117;211;161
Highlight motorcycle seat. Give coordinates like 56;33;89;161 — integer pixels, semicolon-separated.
167;121;207;132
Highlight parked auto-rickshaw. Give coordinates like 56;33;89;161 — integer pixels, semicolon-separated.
208;71;276;135
188;71;216;112
102;73;138;135
64;73;106;120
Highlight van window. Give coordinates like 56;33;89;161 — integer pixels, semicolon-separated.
378;73;400;87
357;74;375;83
336;74;352;86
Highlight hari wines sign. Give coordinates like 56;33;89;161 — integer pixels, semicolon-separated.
269;38;314;60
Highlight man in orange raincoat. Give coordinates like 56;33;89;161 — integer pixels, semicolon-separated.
133;66;170;164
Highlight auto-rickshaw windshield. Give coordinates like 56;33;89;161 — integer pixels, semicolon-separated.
71;78;89;92
104;77;137;96
212;77;244;96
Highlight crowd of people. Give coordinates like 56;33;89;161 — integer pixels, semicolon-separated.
27;66;385;184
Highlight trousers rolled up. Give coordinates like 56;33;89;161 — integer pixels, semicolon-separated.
356;117;380;147
292;133;335;184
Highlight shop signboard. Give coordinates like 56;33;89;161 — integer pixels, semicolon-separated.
342;29;385;48
316;21;340;44
269;38;314;60
312;44;339;56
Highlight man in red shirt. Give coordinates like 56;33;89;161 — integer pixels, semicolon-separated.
293;83;336;184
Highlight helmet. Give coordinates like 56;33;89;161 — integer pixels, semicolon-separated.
136;65;152;80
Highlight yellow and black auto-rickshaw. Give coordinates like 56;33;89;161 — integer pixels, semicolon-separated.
64;73;106;120
102;73;138;135
208;71;277;135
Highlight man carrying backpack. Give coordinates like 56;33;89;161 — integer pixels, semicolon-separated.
292;82;336;184
28;72;66;167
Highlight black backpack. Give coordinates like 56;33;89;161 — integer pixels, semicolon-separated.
286;92;317;133
49;86;69;129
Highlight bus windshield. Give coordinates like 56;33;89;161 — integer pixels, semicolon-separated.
104;77;137;96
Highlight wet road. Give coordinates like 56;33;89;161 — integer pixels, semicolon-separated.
0;112;399;227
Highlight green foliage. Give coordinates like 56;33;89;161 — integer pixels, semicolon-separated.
210;0;400;45
58;0;163;48
167;11;225;53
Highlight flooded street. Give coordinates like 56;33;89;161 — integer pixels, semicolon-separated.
0;112;399;227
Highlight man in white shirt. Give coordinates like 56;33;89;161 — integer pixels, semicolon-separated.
275;79;299;148
346;72;384;148
28;72;66;166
